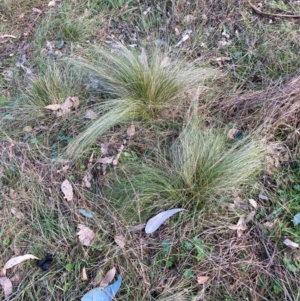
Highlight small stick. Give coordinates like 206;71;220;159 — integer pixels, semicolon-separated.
248;1;300;18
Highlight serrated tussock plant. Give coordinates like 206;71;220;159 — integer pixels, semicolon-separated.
65;47;217;158
108;106;266;209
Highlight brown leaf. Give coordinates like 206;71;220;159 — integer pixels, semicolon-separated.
249;199;258;209
128;223;145;232
97;157;114;164
44;104;61;111
48;0;57;7
0;277;12;300
85;109;97;120
11;208;24;219
174;27;180;36
228;216;247;230
81;267;88;281
126;124;135;138
197;276;209;285
283;238;299;249
23;126;32;132
263;218;279;229
9;189;17;200
3;254;39;275
228;216;247;237
233;197;248;210
100;267;116;288
77;224;95;246
114;235;125;248
82;172;92;188
227;128;241;140
245;210;256;224
100;144;109;155
61;179;73;201
57;96;80;116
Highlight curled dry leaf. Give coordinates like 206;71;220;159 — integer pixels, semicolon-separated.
82;171;92;188
197;276;209;285
61;179;73;201
97;156;114;164
85;109;97;120
263;218;279;229
100;144;109;155
227;128;242;140
114;235;125;248
0;277;13;301
11;208;25;219
48;0;57;7
45;104;61;111
245;210;256;224
77;224;95;246
128;223;145;232
233;197;248;210
283;238;299;249
57;96;80;116
3;254;39;275
100;267;116;288
82;267;88;281
126;124;135;138
9;189;17;200
259;194;269;201
249;199;258;209
228;216;247;237
23;126;32;132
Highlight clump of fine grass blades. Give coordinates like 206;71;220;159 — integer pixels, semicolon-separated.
108;107;265;213
65;47;217;158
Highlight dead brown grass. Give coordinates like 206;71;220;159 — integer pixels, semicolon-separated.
212;74;300;140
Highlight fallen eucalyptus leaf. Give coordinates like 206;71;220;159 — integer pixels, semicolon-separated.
45;104;61;111
9;189;17;200
57;96;79;116
0;277;12;301
82;276;122;301
259;194;269;201
126;124;135;138
97;157;114;164
82;171;92;188
77;224;95;246
23;126;32;132
11;208;25;219
85;109;97;120
145;208;185;234
197;276;209;285
245;210;256;224
61;179;73;201
283;238;299;249
82;267;88;281
78;209;93;219
48;0;57;7
101;144;109;155
128;223;145;232
293;213;300;226
114;235;125;248
249;199;258;209
100;267;116;288
228;216;247;237
3;254;39;274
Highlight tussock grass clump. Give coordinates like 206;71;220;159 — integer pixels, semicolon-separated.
65;48;217;158
108;106;265;213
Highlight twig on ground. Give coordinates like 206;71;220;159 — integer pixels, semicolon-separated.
248;1;300;18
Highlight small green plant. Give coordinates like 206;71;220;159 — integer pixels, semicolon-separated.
65;48;216;158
